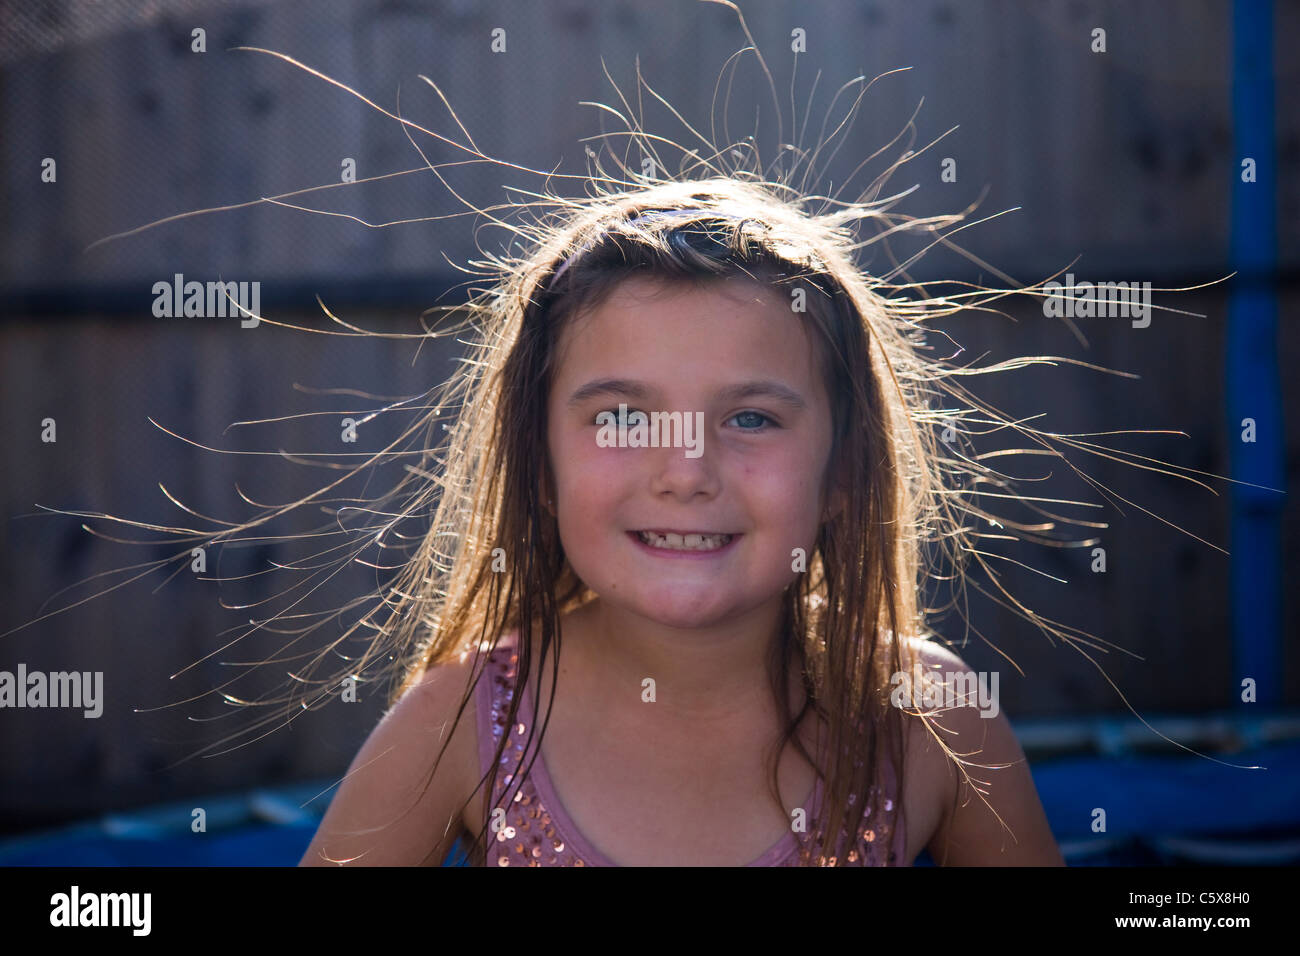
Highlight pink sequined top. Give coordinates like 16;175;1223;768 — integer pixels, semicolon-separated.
474;633;909;866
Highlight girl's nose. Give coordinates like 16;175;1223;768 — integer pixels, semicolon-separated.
648;441;721;501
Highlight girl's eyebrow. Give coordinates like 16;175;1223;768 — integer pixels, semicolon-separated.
567;378;652;406
567;378;807;410
717;380;808;410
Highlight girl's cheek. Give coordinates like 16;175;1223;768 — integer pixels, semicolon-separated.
561;432;625;486
556;425;593;463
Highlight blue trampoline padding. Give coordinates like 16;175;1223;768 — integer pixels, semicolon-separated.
0;821;319;866
1032;741;1300;842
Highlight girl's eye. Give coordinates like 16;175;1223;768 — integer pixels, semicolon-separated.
727;410;775;431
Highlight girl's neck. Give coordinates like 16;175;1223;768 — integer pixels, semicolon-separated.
558;596;791;727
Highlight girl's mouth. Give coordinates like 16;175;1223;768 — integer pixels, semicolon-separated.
629;530;739;554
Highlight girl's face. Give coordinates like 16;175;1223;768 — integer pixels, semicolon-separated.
545;275;837;629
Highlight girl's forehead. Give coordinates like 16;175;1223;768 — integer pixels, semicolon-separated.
550;275;828;400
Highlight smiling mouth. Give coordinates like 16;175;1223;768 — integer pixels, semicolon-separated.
633;530;735;551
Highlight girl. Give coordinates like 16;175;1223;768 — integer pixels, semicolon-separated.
294;178;1065;866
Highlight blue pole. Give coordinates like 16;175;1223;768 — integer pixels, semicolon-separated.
1228;0;1283;707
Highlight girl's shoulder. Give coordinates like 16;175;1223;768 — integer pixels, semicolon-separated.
396;639;526;858
894;635;970;861
300;650;482;865
895;635;1065;864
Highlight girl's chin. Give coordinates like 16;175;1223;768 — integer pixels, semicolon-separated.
602;588;754;626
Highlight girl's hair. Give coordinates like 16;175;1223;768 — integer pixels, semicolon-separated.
24;2;1231;866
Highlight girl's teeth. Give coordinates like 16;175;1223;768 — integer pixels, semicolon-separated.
637;531;732;551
